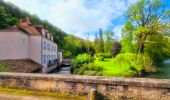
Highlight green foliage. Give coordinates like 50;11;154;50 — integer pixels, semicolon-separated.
0;5;18;29
71;53;93;73
123;0;170;60
63;51;72;58
93;29;105;54
104;31;114;54
93;53;152;77
113;53;152;71
145;34;170;62
96;53;105;61
103;53;112;58
0;64;11;72
63;34;90;57
75;63;103;76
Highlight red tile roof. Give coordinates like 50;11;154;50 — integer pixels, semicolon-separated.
18;25;41;36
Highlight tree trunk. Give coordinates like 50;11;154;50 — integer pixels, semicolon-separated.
137;33;147;54
137;33;147;62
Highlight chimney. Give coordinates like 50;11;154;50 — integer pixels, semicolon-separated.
26;16;31;25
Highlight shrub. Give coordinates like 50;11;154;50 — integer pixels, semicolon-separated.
113;53;152;71
96;53;105;61
76;63;103;76
103;53;112;58
71;53;93;73
63;51;72;58
0;64;11;72
97;56;104;61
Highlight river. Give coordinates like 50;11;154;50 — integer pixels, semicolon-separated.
143;59;170;79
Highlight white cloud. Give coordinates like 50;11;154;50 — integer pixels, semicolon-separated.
5;0;138;40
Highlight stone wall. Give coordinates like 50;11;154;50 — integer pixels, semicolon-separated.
0;72;169;100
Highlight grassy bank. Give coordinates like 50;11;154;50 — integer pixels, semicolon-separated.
71;53;152;77
94;58;137;77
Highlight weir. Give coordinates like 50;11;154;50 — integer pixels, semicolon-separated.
0;72;169;100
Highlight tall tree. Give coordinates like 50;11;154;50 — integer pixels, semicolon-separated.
104;30;114;53
125;0;170;56
99;28;104;53
93;33;100;54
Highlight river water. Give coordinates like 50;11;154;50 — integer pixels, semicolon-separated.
50;66;71;75
143;59;170;79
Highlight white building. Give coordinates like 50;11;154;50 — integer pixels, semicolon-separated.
0;17;62;73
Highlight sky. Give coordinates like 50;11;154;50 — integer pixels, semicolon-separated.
4;0;170;40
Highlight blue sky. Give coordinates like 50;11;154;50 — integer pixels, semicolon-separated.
5;0;170;40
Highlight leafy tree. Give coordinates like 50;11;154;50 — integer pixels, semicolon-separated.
124;0;170;61
0;5;17;29
104;30;114;53
93;33;100;54
121;22;137;53
112;42;121;57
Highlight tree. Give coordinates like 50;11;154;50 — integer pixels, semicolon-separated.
0;5;17;29
99;28;104;53
124;0;170;61
121;22;137;53
93;33;100;54
104;30;114;53
112;42;121;57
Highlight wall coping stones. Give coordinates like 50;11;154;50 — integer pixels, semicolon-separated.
0;72;169;88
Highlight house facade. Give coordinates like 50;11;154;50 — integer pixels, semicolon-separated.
0;17;62;73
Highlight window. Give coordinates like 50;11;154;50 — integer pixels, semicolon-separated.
43;41;46;50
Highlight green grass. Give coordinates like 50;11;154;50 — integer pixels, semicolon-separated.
94;58;137;77
0;88;86;100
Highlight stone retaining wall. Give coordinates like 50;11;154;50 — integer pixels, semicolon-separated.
0;72;169;100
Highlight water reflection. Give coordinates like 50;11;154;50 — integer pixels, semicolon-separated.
144;59;170;79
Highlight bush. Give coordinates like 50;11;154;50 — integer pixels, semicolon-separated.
103;53;112;58
75;63;103;76
96;53;105;61
63;51;72;58
113;53;152;71
0;64;11;72
71;53;93;73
